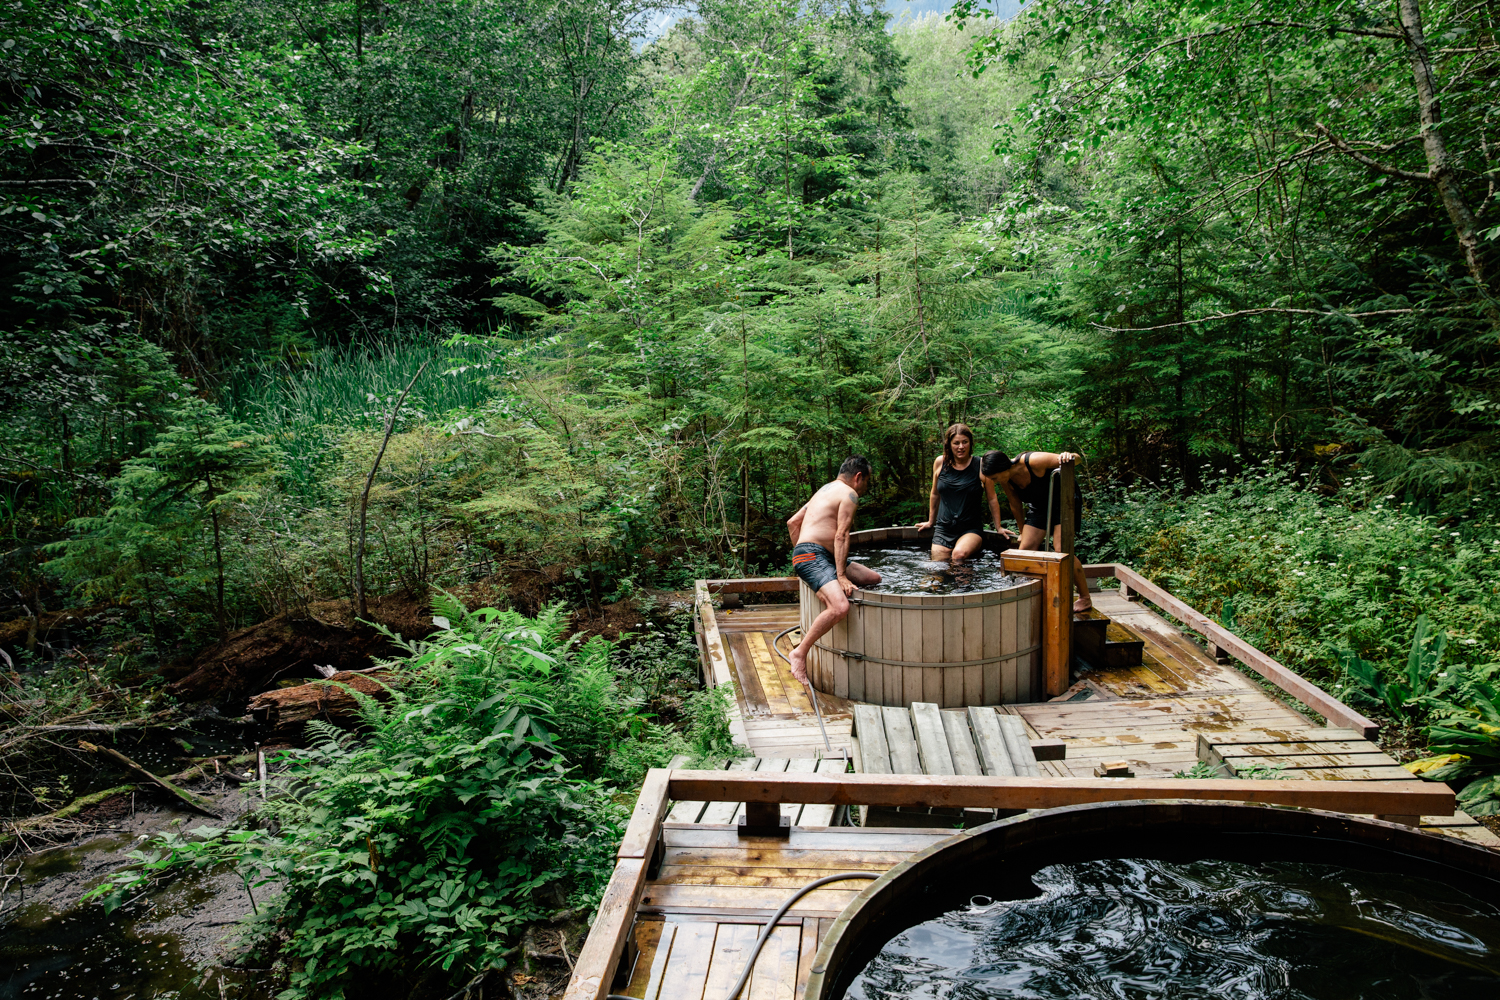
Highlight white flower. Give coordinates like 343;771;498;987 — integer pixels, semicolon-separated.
1464;639;1478;646
1302;561;1310;565
1294;570;1306;576
1451;532;1460;537
1399;565;1407;569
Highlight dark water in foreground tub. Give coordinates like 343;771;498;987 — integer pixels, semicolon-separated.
845;858;1500;999
853;546;1021;596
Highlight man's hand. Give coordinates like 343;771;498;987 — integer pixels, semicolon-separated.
838;575;855;597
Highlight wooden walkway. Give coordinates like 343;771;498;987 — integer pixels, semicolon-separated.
704;586;1498;848
615;824;952;1000
712;602;852;759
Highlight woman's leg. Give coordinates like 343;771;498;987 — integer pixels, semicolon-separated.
1051;523;1093;612
1017;524;1048;550
930;543;954;560
951;532;985;560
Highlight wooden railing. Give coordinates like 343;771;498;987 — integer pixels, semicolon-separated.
563;768;1453;1000
1084;563;1378;739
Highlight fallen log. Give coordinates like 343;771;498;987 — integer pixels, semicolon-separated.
245;670;398;734
79;741;220;819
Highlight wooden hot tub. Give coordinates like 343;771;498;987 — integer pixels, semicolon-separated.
797;527;1042;707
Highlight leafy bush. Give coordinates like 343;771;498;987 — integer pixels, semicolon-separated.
84;593;740;996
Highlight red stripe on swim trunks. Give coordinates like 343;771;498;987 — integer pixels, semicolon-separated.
791;553;817;565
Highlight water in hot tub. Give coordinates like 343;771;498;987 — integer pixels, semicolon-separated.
845;857;1500;999
853;546;1021;596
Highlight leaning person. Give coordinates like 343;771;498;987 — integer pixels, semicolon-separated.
785;455;882;685
982;449;1092;612
915;422;1014;561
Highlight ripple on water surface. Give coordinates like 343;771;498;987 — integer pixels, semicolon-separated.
853;547;1020;596
846;858;1500;999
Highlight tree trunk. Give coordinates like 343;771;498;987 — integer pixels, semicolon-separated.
1397;0;1489;295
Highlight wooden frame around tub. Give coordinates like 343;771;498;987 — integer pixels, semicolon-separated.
1083;563;1378;738
562;768;1455;1000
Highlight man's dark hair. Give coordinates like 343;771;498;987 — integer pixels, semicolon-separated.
838;455;872;481
981;450;1013;477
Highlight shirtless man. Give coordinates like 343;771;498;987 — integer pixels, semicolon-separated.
785;456;882;684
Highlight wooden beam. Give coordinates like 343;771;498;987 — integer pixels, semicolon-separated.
1002;550;1071;697
1084;565;1378;739
665;770;1455;816
705;576;798;593
616;768;671;860
694;581;751;750
561;857;648;1000
1059;461;1075;559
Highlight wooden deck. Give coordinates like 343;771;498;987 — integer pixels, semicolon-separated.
576;567;1497;1000
615;824;953;999
703;583;1498;848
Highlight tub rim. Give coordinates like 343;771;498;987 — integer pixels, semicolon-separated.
803;798;1500;1000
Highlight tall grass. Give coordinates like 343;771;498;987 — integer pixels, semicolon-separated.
220;337;500;497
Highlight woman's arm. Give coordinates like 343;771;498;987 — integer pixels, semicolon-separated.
982;476;1015;540
915;456;942;529
999;477;1026;530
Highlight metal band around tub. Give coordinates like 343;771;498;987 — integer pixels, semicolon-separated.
809;642;1042;668
847;587;1035;611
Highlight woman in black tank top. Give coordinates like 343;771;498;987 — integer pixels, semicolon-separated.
915;423;1016;561
981;448;1092;612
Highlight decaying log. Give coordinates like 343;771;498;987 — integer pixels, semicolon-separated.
245;670;398;733
79;741;220;818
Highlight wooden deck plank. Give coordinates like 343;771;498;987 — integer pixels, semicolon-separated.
941;710;983;776
794;919;819;1000
881;706;920;774
797;757;844;827
998;714;1040;777
637;884;868;919
746;923;801;1000
661;826;955;851
744;631;792;714
1215;751;1403;769
754;631;815;715
620;918;667;999
851;706;891;774
968;707;1015;777
727;633;772;718
654;918;718;1000
911;702;955;776
698;758;760;825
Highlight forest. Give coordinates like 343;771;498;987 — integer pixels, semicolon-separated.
1;0;1499;996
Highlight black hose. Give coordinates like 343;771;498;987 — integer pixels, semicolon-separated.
606;871;880;1000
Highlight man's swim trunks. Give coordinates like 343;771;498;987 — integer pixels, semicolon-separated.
791;542;839;591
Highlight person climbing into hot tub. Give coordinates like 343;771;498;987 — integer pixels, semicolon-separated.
981;448;1092;613
785;455;883;685
914;423;1015;562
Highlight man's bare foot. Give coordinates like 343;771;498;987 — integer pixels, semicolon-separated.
788;647;809;684
1073;597;1093;614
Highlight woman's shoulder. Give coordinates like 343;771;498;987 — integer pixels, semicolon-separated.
931;454;946;469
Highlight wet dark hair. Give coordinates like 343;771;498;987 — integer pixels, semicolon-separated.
942;423;975;467
981;450;1013;477
839;455;872;481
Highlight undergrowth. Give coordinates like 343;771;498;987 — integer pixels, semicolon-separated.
85;592;736;998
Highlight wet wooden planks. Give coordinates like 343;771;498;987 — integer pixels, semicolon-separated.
720;616;853;758
665;756;850;827
619;825;954;999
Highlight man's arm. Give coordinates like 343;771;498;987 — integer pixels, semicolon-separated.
834;490;858;595
787;503;808;545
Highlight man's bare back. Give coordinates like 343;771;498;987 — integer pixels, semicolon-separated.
791;479;859;551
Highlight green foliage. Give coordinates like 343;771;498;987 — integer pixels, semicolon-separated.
1341;616;1448;723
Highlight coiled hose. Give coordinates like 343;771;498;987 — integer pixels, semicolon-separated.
607;871;880;1000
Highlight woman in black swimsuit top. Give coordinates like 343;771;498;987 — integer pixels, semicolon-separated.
980;448;1092;611
915;423;1015;561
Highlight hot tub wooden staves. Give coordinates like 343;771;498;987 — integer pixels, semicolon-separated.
798;527;1042;708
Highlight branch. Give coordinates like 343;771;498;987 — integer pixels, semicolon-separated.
1315;123;1431;181
0;179;96;186
1091;306;1441;332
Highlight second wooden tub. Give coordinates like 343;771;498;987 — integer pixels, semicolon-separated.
798;527;1042;707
